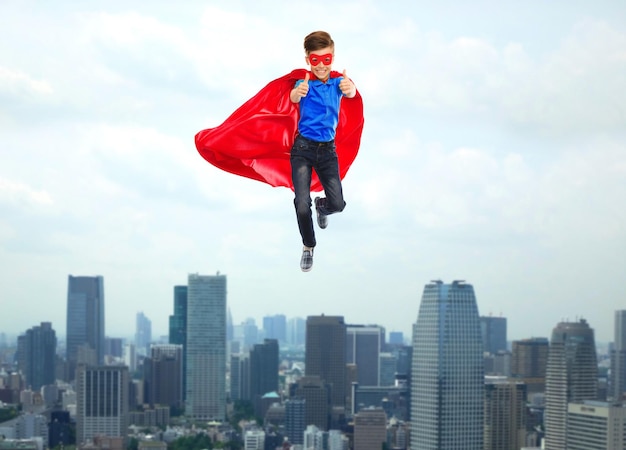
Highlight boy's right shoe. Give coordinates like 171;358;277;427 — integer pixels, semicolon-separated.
314;197;328;229
300;247;314;272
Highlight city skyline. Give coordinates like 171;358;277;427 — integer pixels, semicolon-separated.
0;278;618;347
1;1;625;344
1;279;623;448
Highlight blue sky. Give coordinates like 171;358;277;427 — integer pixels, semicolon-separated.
1;1;625;343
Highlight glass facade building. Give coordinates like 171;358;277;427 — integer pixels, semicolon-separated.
185;273;227;420
610;310;626;401
544;319;598;450
66;275;105;375
17;322;57;390
410;280;484;450
134;311;152;356
346;325;384;387
305;315;347;409
480;316;507;354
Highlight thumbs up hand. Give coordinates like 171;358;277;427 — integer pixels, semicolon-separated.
339;69;356;98
293;72;310;100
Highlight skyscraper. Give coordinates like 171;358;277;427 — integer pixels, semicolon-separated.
287;317;306;347
250;339;279;416
480;316;507;355
66;275;105;377
17;322;56;390
76;365;129;445
285;397;306;445
410;280;484;450
263;314;287;343
346;325;384;386
169;285;187;401
306;315;347;410
135;311;152;356
185;273;227;420
510;337;549;395
483;377;527;450
544;319;598;450
230;354;243;402
510;337;549;378
169;286;187;347
610;310;626;402
144;344;183;410
293;376;331;431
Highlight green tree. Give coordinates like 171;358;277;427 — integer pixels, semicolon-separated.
0;407;18;422
228;400;255;431
127;437;139;450
168;433;213;450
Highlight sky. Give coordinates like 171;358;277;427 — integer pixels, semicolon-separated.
1;1;625;344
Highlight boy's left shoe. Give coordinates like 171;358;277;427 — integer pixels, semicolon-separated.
300;247;314;272
314;197;328;229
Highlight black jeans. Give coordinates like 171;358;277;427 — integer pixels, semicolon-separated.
290;134;346;248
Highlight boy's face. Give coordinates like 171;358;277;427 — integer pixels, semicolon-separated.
306;46;334;81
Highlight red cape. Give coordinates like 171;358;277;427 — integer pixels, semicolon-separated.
195;69;364;192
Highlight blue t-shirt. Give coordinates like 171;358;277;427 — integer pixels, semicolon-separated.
295;77;344;142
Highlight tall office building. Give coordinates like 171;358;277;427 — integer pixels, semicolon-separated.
263;315;287;343
144;344;183;410
611;310;626;402
287;317;306;347
353;407;387;450
227;307;234;342
76;365;129;445
16;322;56;390
293;376;332;431
169;286;187;347
544;319;598;450
185;273;227;420
410;280;484;450
242;318;260;350
250;339;279;416
66;275;105;376
169;285;187;401
566;400;626;449
480;316;507;354
511;337;549;395
135;312;152;356
379;352;396;386
484;377;527;450
230;354;243;402
105;337;123;358
346;325;384;386
306;315;347;409
285;398;306;445
511;337;549;378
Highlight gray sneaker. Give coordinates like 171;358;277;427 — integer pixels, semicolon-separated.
300;248;313;272
314;197;328;229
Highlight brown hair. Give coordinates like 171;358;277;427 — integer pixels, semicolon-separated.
304;31;335;54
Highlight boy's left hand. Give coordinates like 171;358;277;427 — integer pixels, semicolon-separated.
339;69;356;98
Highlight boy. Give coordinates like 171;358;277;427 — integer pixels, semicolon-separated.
290;31;357;272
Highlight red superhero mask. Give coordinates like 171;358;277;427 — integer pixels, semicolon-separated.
308;53;333;66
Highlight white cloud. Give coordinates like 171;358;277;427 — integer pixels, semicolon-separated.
0;177;54;208
0;67;53;97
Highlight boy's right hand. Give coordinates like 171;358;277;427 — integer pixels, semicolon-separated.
294;73;310;99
